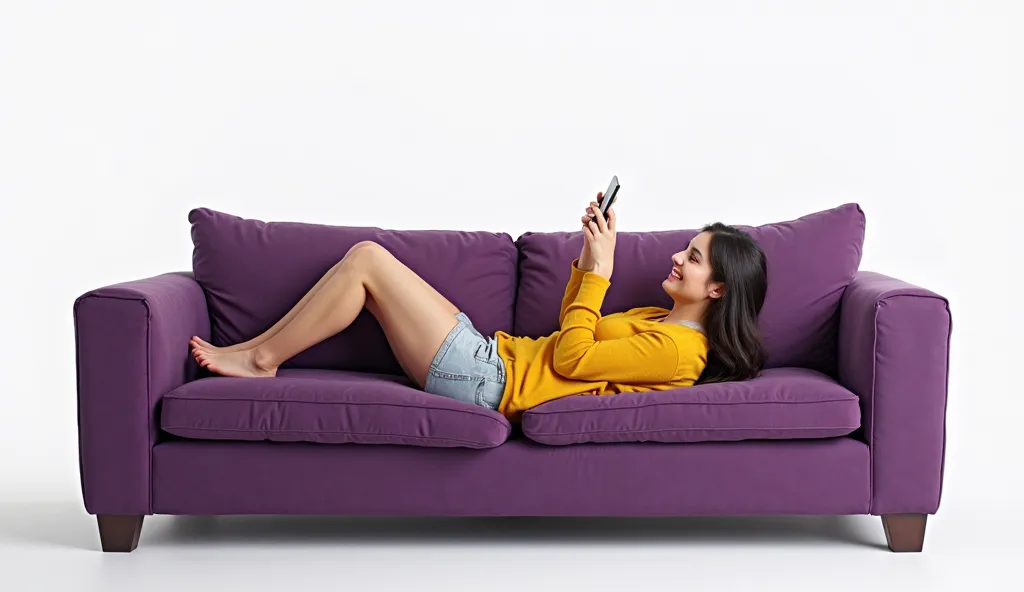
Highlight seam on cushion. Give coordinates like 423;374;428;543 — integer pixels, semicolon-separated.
144;299;152;516
877;292;948;306
163;396;509;427
869;298;880;514
81;293;148;302
937;300;952;510
72;298;86;510
525;425;860;436
525;398;859;416
161;426;494;445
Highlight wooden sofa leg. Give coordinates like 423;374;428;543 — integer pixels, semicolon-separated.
97;514;144;552
881;514;927;552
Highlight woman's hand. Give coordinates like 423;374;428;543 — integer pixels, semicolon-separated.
582;197;617;281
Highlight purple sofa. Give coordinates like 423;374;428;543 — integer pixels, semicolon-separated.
73;203;951;553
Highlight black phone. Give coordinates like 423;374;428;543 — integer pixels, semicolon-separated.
592;175;620;221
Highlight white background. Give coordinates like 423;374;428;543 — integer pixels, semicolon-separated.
1;1;1020;589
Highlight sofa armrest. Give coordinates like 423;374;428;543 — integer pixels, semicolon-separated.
838;271;952;515
74;272;209;515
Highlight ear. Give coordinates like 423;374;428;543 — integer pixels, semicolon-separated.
708;282;725;300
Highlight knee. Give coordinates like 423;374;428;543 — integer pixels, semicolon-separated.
343;240;388;267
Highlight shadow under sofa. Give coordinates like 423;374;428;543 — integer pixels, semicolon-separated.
73;203;951;553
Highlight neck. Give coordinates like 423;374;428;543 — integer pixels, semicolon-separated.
663;301;707;326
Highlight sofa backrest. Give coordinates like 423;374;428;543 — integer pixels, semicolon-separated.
190;203;864;378
189;208;518;374
514;203;865;376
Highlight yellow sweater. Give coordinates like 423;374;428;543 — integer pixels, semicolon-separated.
494;257;709;423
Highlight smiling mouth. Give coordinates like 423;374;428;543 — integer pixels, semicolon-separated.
668;270;682;280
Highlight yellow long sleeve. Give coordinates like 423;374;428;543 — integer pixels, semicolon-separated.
492;258;709;422
558;257;589;326
552;268;680;383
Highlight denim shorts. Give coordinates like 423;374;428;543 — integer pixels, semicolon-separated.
423;312;506;411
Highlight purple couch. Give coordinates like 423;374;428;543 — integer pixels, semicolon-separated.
74;203;951;553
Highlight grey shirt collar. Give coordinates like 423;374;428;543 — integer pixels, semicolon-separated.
677;320;706;334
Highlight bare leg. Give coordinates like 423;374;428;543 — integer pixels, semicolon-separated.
191;257;347;356
193;241;462;388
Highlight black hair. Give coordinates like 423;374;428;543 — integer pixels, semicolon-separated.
693;223;768;385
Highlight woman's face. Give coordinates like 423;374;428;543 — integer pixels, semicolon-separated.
662;231;722;304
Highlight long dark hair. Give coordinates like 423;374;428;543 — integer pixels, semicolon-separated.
693;223;768;385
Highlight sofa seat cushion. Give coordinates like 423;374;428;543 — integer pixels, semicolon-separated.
520;367;860;445
160;369;511;449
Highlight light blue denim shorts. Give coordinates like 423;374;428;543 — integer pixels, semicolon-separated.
424;312;506;411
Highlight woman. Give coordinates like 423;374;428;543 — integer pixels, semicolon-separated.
190;192;769;422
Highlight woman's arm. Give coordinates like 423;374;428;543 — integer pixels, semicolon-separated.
558;257;589;326
558;192;606;325
552;270;681;383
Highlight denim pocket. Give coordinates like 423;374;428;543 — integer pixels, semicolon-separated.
472;338;504;381
473;350;498;373
474;376;504;410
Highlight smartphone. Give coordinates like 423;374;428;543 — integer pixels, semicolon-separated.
592;175;620;221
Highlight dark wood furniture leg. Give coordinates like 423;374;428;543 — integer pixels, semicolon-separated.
881;514;927;552
97;514;144;552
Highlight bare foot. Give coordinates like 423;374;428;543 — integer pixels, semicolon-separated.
190;336;247;355
194;347;277;378
190;339;219;366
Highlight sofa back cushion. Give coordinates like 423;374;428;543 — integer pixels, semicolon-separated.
189;208;518;374
514;203;865;375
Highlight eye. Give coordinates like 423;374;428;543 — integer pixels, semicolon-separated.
690;255;698;263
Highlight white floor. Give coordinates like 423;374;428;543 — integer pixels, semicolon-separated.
0;493;1019;591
